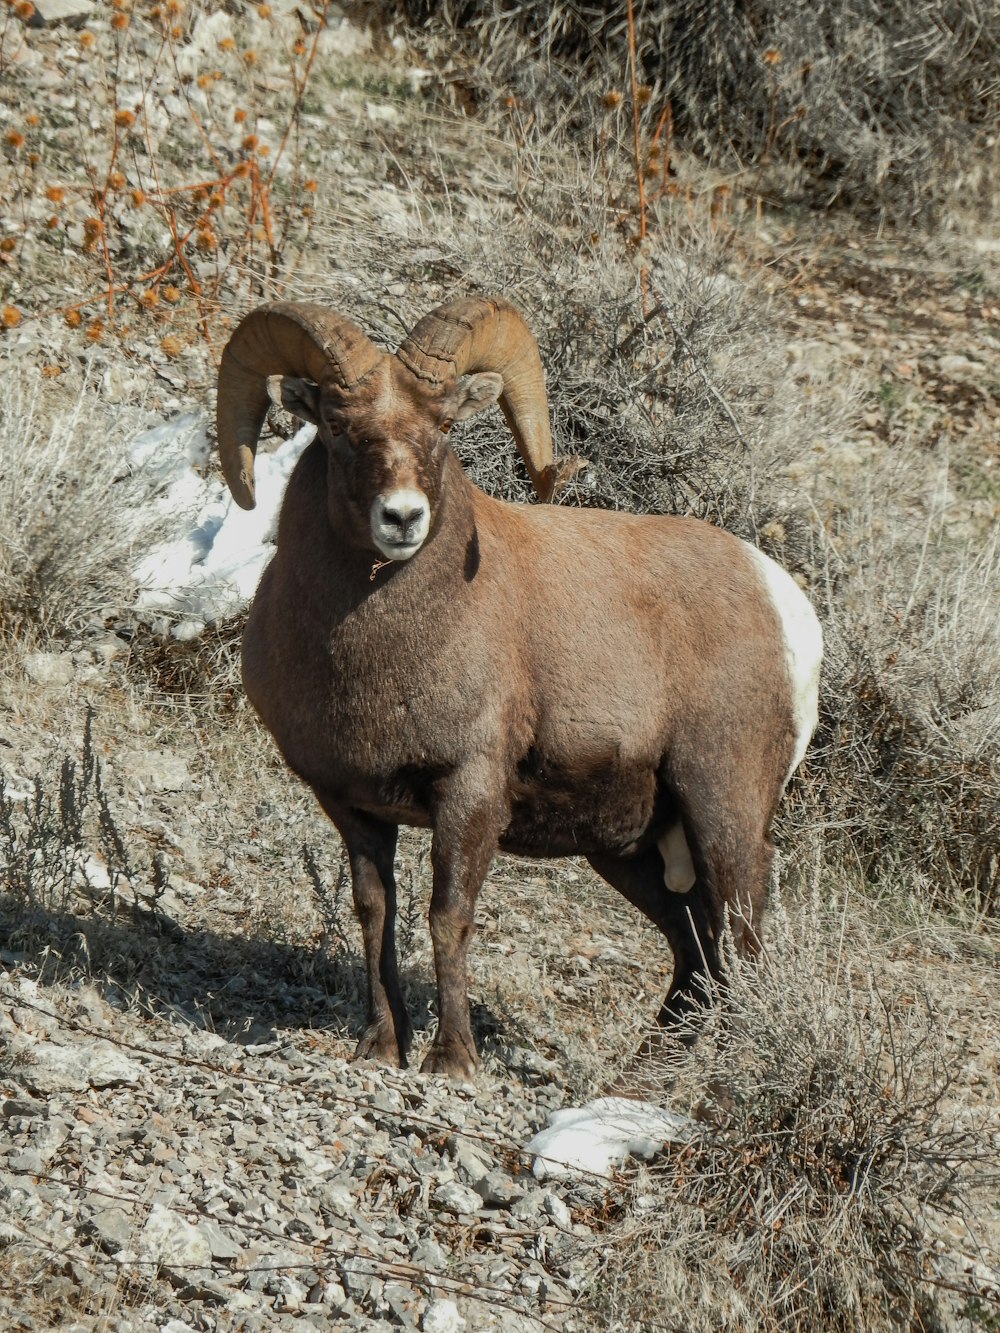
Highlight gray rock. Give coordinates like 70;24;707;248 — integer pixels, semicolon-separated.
411;1236;447;1271
542;1192;572;1231
27;0;96;25
384;1280;421;1327
83;1206;133;1255
15;1039;144;1093
137;1203;213;1278
445;1134;492;1185
474;1169;525;1209
199;1219;243;1261
431;1181;482;1216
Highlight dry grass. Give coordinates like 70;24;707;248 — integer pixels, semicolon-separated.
377;0;1000;226
588;894;1000;1332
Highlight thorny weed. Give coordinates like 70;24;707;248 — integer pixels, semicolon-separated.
0;708;166;943
1;0;331;357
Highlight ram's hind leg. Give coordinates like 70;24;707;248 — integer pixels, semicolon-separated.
313;794;411;1067
587;845;725;1040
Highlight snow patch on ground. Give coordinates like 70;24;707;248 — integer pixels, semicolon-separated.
130;413;315;634
527;1097;697;1180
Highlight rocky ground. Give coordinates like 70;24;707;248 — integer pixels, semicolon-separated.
1;3;999;1331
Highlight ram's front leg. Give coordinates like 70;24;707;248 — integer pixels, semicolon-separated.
314;795;411;1067
422;773;506;1079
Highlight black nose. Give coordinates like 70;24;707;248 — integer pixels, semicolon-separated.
382;500;426;538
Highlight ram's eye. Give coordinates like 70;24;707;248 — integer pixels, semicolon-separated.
439;419;453;435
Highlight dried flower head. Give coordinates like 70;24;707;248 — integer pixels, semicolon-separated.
85;319;104;343
161;334;181;357
15;1;35;20
763;47;782;65
0;236;16;253
241;133;259;151
162;285;181;304
108;170;126;190
130;188;146;206
602;90;623;110
243;49;258;65
80;30;95;48
2;305;22;328
292;38;307;56
110;12;130;30
195;227;217;251
46;215;59;229
635;85;653;105
5;131;26;150
45;185;66;204
197;73;213;91
139;289;159;308
258;3;272;15
303;178;318;193
42;364;63;378
27;151;39;167
25;113;39;127
115;109;137;129
65;308;83;328
234;107;248;124
218;36;235;51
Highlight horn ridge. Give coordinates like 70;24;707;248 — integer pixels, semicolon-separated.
216;302;383;510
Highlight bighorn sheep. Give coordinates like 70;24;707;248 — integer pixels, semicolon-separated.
217;296;822;1079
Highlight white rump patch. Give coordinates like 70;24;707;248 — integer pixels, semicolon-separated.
658;821;696;894
745;544;823;786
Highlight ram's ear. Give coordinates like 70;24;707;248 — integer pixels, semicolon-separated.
448;372;503;422
267;374;321;425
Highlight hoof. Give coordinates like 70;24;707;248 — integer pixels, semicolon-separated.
354;1024;407;1068
420;1035;479;1080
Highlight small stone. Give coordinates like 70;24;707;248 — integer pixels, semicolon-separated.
27;0;96;24
445;1134;492;1185
22;651;74;687
411;1236;447;1271
432;1181;482;1216
423;1298;465;1333
137;1203;212;1278
474;1169;524;1209
542;1192;572;1230
83;1206;133;1255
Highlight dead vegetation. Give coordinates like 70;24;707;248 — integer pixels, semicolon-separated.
0;2;998;1330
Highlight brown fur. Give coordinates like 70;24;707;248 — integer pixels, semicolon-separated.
241;376;800;1078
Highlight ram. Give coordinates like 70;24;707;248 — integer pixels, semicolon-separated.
217;296;823;1080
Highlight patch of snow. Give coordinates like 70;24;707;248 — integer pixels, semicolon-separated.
527;1096;697;1181
130;414;315;628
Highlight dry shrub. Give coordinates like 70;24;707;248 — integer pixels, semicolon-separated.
813;494;1000;911
0;368;164;639
591;897;998;1333
377;0;1000;223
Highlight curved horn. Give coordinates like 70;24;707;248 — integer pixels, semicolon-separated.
216;302;383;509
397;296;556;501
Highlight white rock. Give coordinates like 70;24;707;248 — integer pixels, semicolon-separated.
18;1039;144;1093
423;1298;466;1333
138;1204;212;1275
28;0;95;27
22;651;74;687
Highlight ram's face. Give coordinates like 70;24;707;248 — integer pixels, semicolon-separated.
270;360;502;562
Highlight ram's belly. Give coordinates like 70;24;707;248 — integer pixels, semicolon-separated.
500;756;661;859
